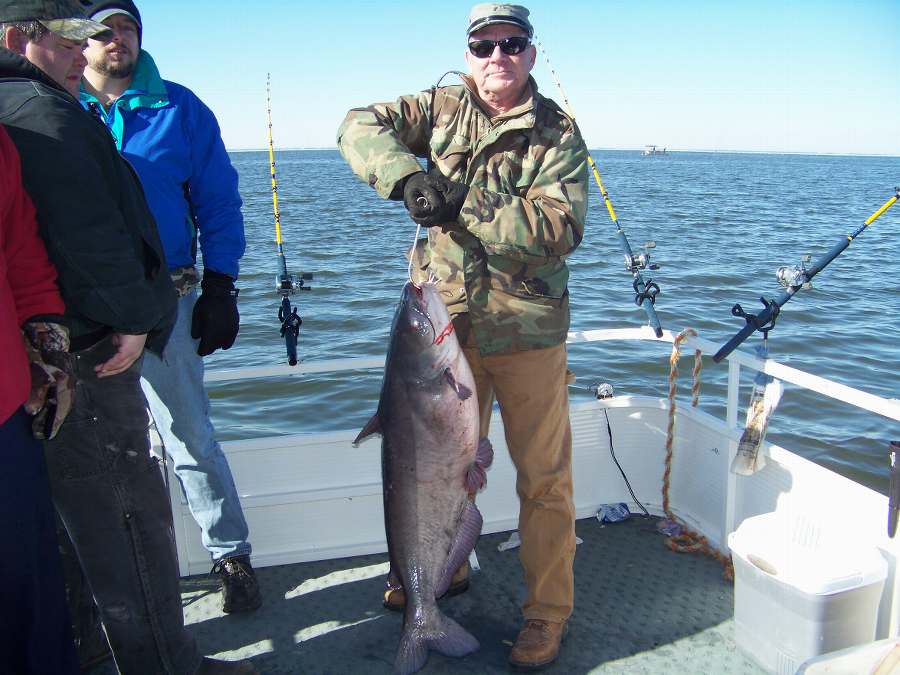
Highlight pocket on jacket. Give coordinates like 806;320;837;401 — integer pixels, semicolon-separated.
434;139;471;178
484;255;569;301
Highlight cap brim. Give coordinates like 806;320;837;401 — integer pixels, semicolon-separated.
40;18;110;40
90;9;140;26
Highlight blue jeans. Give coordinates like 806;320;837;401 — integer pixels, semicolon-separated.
141;290;250;561
0;409;78;675
45;337;200;674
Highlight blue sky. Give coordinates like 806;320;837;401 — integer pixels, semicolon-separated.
140;0;899;155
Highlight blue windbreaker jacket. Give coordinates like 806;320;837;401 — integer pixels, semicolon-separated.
81;51;245;278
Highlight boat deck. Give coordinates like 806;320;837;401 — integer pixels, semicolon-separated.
90;516;764;674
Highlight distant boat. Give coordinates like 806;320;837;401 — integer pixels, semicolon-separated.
642;144;668;156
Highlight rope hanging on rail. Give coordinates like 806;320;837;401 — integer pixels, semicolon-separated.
662;328;734;581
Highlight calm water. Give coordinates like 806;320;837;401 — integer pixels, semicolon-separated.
205;149;900;494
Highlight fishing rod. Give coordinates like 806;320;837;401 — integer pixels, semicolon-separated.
713;188;900;363
890;441;900;538
535;39;663;338
267;73;312;366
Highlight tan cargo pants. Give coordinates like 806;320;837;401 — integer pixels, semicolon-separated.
459;319;577;623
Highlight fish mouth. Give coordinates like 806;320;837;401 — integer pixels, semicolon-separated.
404;284;437;341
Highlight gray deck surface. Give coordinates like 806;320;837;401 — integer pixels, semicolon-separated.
90;517;765;674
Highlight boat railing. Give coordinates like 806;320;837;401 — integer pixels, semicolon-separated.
204;325;900;426
180;325;900;575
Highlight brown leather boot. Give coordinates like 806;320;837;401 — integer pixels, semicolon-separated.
508;619;567;670
382;561;471;611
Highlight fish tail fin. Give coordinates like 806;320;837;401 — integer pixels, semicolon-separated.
395;627;428;675
428;612;479;658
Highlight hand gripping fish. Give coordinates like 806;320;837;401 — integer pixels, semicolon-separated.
355;281;493;675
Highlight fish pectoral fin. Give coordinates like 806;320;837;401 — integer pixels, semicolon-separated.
352;414;382;446
444;368;473;401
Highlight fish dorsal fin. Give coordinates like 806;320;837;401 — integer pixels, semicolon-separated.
353;414;382;446
444;368;472;401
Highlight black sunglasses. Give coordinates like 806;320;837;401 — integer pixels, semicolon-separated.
467;36;530;59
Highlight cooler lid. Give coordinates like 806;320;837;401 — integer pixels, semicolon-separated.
728;512;888;595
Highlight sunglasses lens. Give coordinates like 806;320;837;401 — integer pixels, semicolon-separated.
468;40;495;58
499;37;529;55
468;37;530;58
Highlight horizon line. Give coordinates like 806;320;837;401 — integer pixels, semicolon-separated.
226;146;900;159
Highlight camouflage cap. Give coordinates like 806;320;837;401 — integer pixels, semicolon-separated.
467;3;533;38
0;0;109;40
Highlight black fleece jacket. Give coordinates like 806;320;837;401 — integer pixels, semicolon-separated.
0;48;175;353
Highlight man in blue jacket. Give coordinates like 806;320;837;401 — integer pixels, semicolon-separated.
80;0;260;614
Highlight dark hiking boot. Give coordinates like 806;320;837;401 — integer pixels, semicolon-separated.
212;555;262;614
195;656;258;674
382;560;471;611
509;619;568;670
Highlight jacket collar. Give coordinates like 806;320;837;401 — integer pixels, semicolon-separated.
460;73;539;123
79;49;168;150
122;49;168;102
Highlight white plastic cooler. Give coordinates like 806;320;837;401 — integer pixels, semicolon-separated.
728;511;888;675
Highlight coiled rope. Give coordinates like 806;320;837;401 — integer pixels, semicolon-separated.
662;328;734;580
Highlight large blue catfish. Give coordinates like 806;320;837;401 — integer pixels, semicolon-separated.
355;281;493;674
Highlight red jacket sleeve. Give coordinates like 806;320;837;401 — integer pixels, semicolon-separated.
0;125;64;324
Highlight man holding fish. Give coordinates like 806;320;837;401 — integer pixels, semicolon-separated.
338;3;589;669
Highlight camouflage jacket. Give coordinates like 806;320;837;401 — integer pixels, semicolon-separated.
337;75;589;355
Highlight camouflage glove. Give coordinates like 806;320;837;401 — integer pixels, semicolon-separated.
415;170;469;227
22;320;74;440
191;270;240;357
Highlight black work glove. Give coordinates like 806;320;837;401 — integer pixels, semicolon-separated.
402;171;444;224
191;270;239;356
416;170;469;227
23;320;74;440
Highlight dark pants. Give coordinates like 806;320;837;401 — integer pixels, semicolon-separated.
45;337;201;675
0;408;78;675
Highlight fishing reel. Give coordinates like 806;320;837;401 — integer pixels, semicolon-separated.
275;271;313;296
775;255;812;290
626;241;661;306
624;240;659;275
276;271;312;366
589;382;615;400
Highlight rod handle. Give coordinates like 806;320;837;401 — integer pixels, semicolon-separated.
640;295;663;337
285;329;298;367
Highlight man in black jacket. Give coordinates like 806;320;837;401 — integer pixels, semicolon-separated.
0;2;255;673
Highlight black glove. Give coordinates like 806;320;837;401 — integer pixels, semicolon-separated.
401;171;444;223
23;320;74;440
417;170;469;227
191;270;239;356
